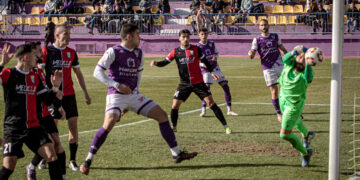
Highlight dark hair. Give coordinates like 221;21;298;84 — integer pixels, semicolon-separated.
120;23;139;39
259;19;268;24
178;29;191;36
28;41;41;50
15;44;32;60
199;28;208;33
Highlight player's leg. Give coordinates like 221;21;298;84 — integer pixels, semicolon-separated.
200;72;213;117
37;143;63;180
80;112;118;175
203;95;232;134
214;69;237;116
171;84;192;131
50;132;66;177
0;156;17;179
269;84;282;122
264;64;282;122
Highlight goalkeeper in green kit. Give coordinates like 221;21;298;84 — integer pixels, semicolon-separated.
278;45;316;167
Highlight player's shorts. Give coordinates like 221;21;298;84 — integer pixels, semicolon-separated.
62;95;78;119
105;93;158;119
280;97;305;130
3;126;51;158
263;60;283;87
173;83;212;101
202;68;227;84
39;115;59;134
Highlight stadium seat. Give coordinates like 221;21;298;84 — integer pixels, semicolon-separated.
224;6;231;13
133;6;140;12
293;5;303;13
288;15;304;25
273;5;284;13
186;16;195;26
58;17;67;25
12;17;22;26
85;6;94;14
31;7;40;14
277;16;287;25
24;17;31;25
253;0;259;2
76;17;86;26
153;16;164;25
225;16;234;25
40;17;49;26
51;17;59;25
223;0;232;3
304;5;308;12
245;16;256;25
284;5;293;13
30;17;41;26
268;16;276;25
264;5;273;13
151;5;158;13
356;4;360;10
256;16;267;25
268;0;276;2
345;4;350;11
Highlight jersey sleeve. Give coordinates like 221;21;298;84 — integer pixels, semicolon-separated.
282;52;295;66
138;51;144;72
213;42;219;58
166;49;176;61
72;52;80;68
303;65;314;84
42;46;48;64
97;48;116;70
277;35;282;46
251;38;258;51
0;68;11;85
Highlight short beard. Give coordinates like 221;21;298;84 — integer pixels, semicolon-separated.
295;62;305;72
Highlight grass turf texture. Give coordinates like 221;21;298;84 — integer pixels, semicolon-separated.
0;57;359;179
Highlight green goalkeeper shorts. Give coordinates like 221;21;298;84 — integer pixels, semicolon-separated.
280;97;305;130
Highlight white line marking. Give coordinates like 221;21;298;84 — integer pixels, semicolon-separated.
59;101;352;138
142;75;360;79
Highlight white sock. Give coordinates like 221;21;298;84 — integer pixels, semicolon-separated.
28;163;35;169
227;106;231;112
170;146;181;156
201;107;206;112
86;152;94;161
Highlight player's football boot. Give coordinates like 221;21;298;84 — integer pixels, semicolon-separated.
301;148;313;167
172;126;177;132
69;160;80;171
38;159;46;170
26;165;36;180
200;110;206;117
225;126;232;134
173;151;198;163
227;111;238;116
80;159;92;175
302;131;315;148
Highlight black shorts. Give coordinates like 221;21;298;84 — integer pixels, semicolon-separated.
50;94;79;119
3;126;51;158
173;83;211;101
39;115;59;134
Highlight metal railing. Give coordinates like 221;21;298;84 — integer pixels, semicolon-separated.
1;12;359;35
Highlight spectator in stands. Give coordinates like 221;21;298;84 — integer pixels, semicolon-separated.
141;6;154;33
196;3;212;32
44;0;56;20
323;0;331;12
190;8;198;34
92;0;105;9
7;0;25;14
215;9;226;33
123;0;133;13
211;0;225;13
62;0;75;14
132;10;143;30
231;0;241;13
101;5;112;32
190;0;201;12
108;4;123;33
306;0;318;26
55;1;64;15
232;0;253;24
140;0;152;13
87;6;102;34
346;1;359;33
313;3;328;33
158;0;170;13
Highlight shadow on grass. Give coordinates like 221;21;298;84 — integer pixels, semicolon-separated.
91;163;321;171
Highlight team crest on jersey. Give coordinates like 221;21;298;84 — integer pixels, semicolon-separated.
271;35;275;39
134;50;139;58
190;50;194;56
67;52;71;58
209;43;212;47
120;49;124;53
30;75;35;83
266;41;273;47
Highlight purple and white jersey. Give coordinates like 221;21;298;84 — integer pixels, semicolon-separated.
197;41;220;73
251;33;282;70
95;45;144;95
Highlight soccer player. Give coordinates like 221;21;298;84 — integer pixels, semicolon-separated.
0;43;63;179
248;19;288;123
79;24;198;176
42;25;91;171
197;28;237;117
25;42;67;179
150;29;232;134
278;46;315;167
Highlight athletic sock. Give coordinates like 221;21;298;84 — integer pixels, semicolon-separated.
272;99;281;115
159;121;178;149
0;166;13;179
222;84;231;107
89;127;109;155
57;152;66;176
295;118;309;137
280;132;307;156
210;103;227;126
31;154;43;167
170;109;179;128
69;143;78;161
48;160;62;180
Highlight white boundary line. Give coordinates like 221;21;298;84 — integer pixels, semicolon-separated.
59;101;354;138
142;75;360;79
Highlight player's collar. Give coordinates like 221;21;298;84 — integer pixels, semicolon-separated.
180;45;191;50
120;44;134;52
198;41;208;45
15;66;29;75
53;44;66;50
261;33;270;38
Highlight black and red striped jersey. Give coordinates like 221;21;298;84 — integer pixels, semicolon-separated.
42;44;80;96
0;67;47;130
166;45;207;85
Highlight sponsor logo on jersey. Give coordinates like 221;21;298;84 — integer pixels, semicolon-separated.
16;84;37;95
179;57;195;64
53;60;72;68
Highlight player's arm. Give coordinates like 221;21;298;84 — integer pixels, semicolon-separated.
134;52;144;93
277;35;287;55
0;43;14;71
72;53;91;105
93;48;131;94
249;38;257;59
150;49;175;67
37;70;62;109
198;47;219;80
303;64;314;84
212;43;219;61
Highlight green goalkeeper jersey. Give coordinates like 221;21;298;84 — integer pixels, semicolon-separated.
278;51;314;104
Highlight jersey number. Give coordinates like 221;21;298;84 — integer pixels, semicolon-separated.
3;143;12;154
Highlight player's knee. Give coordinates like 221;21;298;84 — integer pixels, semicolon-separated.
207;100;215;107
280;133;288;140
44;153;58;162
157;110;168;123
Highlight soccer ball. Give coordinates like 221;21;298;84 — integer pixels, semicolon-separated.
305;47;324;66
